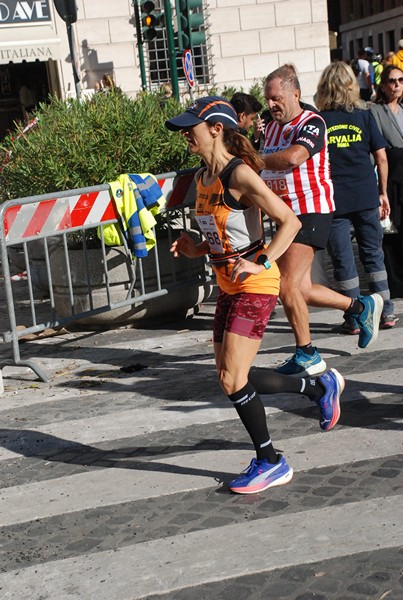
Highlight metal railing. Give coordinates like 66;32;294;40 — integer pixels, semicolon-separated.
0;168;212;382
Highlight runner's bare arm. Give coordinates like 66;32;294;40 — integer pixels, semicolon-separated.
228;163;301;264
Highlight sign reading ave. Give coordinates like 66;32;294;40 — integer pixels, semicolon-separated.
0;1;51;26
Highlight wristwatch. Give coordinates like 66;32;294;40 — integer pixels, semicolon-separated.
256;254;271;270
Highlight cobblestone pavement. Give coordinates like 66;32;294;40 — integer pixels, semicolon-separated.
0;275;402;600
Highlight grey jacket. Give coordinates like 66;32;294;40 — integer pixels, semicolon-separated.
369;102;403;148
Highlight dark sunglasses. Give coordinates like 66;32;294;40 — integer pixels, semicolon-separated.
387;77;403;84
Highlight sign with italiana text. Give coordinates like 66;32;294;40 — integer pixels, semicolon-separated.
0;43;58;62
0;1;51;26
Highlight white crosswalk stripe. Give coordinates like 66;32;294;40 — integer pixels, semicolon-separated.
0;299;402;599
3;496;403;600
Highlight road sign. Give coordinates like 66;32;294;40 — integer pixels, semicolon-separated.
182;49;195;87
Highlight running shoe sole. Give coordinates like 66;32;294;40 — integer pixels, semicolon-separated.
286;358;327;378
229;468;294;495
380;316;399;329
322;368;345;431
340;325;360;335
380;322;396;329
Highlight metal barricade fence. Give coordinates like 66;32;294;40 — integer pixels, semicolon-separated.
0;168;213;382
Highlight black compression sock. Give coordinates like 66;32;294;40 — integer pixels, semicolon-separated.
301;377;326;402
249;368;325;403
228;382;278;463
345;298;364;316
250;369;305;395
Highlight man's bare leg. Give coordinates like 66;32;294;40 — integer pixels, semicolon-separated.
277;243;315;347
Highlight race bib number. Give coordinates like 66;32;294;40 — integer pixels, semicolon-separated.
261;171;289;196
195;214;224;253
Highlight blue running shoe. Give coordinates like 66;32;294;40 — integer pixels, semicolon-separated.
228;455;293;495
317;368;345;431
352;294;383;349
274;347;326;376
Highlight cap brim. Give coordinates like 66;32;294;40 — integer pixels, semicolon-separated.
165;113;203;131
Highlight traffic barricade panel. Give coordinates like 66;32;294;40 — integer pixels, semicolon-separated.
0;168;211;383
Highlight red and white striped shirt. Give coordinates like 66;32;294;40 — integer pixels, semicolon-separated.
260;110;335;216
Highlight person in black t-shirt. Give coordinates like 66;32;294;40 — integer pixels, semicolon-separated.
316;61;396;332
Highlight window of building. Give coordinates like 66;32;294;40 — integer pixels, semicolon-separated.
387;30;395;54
378;33;384;56
349;39;355;60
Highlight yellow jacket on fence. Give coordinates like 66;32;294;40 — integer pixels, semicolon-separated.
100;173;166;258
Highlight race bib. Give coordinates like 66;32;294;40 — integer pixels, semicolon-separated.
195;214;224;253
261;170;289;196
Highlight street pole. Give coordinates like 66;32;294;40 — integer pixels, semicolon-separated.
163;0;179;101
132;0;147;91
53;0;81;98
66;22;81;98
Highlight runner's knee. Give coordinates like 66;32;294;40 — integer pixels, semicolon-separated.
217;368;245;396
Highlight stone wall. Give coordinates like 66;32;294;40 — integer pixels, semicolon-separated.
208;0;330;102
55;0;330;103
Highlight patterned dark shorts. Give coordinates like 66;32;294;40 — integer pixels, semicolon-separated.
213;290;278;343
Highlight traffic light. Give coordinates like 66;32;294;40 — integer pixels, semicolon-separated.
176;0;206;51
141;1;164;42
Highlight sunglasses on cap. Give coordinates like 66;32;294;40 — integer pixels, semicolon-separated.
387;77;403;84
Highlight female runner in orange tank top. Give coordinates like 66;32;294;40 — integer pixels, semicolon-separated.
166;96;345;494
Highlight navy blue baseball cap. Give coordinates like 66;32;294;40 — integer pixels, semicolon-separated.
165;96;238;131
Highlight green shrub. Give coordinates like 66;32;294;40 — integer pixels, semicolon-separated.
0;90;200;201
220;80;265;107
248;79;266;108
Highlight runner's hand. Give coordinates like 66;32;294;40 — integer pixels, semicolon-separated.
228;257;264;282
170;232;199;258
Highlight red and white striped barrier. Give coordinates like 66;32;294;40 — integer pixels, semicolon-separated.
4;189;118;245
3;170;197;245
158;171;196;208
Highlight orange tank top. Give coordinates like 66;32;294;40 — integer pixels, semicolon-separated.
195;158;280;295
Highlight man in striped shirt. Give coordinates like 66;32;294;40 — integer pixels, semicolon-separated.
260;64;384;376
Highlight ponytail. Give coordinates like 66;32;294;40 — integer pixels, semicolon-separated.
222;128;265;173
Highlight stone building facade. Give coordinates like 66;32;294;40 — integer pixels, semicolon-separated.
0;0;331;138
338;0;403;59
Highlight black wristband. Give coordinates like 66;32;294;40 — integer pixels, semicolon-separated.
256;254;271;270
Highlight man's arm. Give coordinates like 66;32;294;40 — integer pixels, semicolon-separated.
263;145;310;170
362;62;373;92
262;115;326;171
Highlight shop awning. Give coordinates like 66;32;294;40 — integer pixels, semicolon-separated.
0;26;61;65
